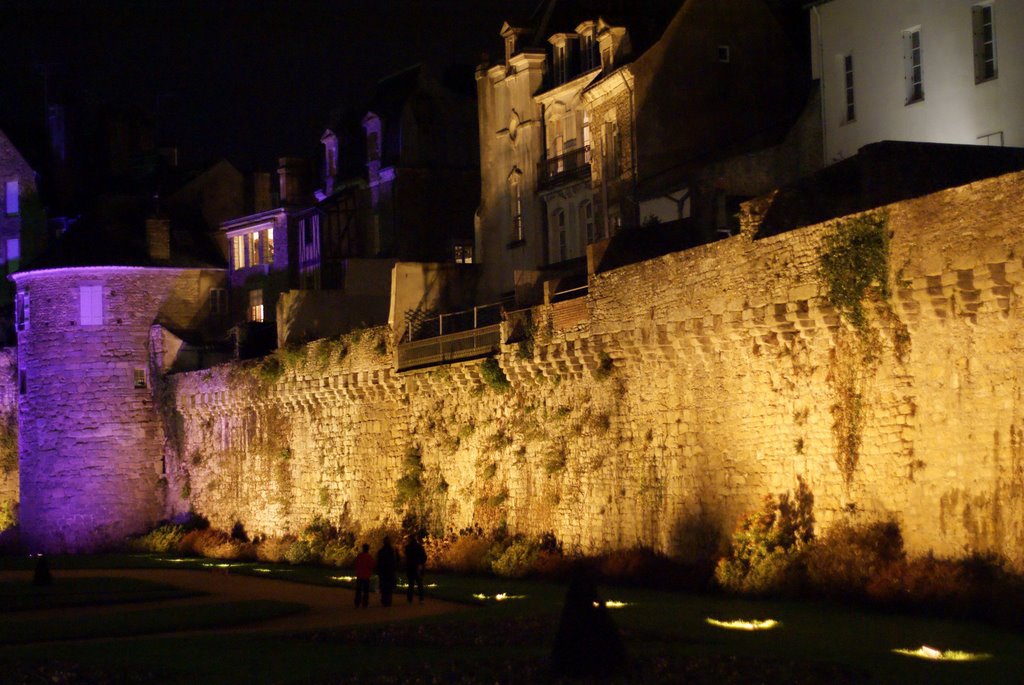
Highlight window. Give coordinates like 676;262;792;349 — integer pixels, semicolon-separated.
5;180;18;215
18;369;26;396
248;289;264;323
580;200;594;244
367;131;380;162
133;368;147;389
843;54;856;122
717;45;731;63
553;208;567;262
904;29;924;104
6;238;19;273
601;46;612;70
15;291;28;332
209;288;227;316
248;232;260;266
262;228;274;264
453;244;473;264
608;206;622;235
508;174;523;242
580;30;598;71
553;43;569;85
232;235;245;270
973;4;997;82
80;285;103;326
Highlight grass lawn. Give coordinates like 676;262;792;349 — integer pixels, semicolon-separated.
0;554;1021;683
0;576;202;611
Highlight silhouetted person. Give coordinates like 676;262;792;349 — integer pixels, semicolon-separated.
376;536;397;607
353;543;375;608
32;555;52;586
404;533;427;603
551;565;627;678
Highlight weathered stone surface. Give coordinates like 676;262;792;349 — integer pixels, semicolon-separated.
159;171;1024;568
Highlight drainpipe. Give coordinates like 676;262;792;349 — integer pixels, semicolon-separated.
812;5;828;168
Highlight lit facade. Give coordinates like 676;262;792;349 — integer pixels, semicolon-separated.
811;0;1024;162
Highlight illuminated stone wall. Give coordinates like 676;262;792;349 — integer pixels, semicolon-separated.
0;349;18;508
14;267;225;552
167;170;1024;567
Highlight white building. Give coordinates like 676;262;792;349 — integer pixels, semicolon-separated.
811;0;1024;163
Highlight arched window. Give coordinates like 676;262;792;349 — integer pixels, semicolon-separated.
553;208;567;262
579;200;594;245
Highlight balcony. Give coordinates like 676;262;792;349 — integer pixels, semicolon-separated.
537;146;591;190
397;302;505;372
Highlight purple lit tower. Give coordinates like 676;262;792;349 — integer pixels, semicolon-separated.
12;217;229;552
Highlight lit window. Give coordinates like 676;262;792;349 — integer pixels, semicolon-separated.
843;54;856;122
248;289;264;323
232;235;245;270
5;180;18;215
454;244;473;264
248;232;260;266
209;288;227;316
904;29;924;104
262;228;274;264
973;4;997;82
79;285;103;326
509;174;523;242
133;368;147;389
15;291;29;332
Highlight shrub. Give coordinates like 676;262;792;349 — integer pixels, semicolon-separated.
322;539;358;568
285;539;317;565
491;537;539;578
480;358;510;393
129;524;186;554
804;519;903;598
714;480;814;596
0;500;17;533
592;351;614;380
441;534;492;573
178;529;253;560
256;535;297;563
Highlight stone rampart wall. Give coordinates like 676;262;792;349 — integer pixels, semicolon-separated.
167;170;1024;567
0;348;17;507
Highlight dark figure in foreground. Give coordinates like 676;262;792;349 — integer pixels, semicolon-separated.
404;533;428;603
353;543;375;608
550;565;627;678
32;555;52;586
376;536;397;607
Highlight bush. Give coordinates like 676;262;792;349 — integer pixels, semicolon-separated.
284;539;318;565
491;537;539;578
804;519;903;598
128;524;186;554
322;538;358;568
255;535;297;563
441;534;492;573
714;480;814;596
0;500;17;533
480;358;510;393
178;529;253;560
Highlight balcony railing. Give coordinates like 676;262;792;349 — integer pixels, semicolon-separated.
397;302;508;371
537;146;591;190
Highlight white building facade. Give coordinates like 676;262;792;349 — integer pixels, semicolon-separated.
811;0;1024;162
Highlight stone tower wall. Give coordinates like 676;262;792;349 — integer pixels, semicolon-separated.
165;170;1024;568
14;267;223;552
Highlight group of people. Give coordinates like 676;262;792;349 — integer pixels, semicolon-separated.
353;533;428;608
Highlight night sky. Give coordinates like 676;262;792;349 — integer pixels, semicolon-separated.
0;0;540;172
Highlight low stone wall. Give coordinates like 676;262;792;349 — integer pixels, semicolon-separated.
166;170;1024;567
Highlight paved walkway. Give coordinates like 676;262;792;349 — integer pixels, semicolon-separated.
0;568;465;637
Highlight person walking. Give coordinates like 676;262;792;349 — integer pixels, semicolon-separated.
404;533;428;603
353;543;375;608
376;536;397;607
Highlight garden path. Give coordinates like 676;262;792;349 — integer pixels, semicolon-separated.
0;568;465;636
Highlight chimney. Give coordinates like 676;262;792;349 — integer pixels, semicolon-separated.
277;157;310;206
146;217;171;261
252;171;273;212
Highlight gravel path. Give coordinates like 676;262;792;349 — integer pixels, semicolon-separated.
0;568;465;637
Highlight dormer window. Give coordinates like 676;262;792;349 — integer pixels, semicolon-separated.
601;46;613;70
554;43;568;85
363;114;383;169
321;131;339;179
505;35;516;65
549;34;577;86
578;22;599;71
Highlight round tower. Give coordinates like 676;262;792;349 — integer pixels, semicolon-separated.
13;265;224;552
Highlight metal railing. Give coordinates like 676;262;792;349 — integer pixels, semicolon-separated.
403;302;504;343
397;324;502;371
537;146;591;189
